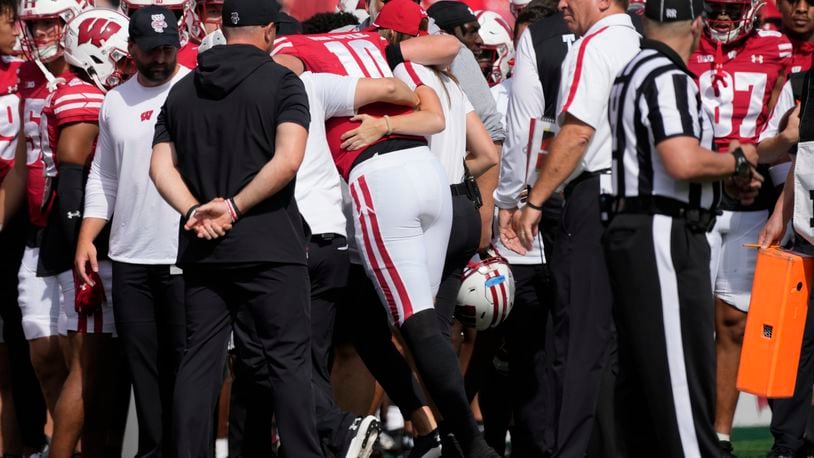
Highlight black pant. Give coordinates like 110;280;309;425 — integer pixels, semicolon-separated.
770;237;814;453
229;236;354;456
174;263;321;458
344;264;427;417
466;263;556;456
604;213;717;457
549;175;614;458
112;262;185;458
435;193;481;338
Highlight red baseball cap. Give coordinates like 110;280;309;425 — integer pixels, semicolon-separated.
371;0;426;37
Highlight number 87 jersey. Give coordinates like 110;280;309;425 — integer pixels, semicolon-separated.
689;30;792;152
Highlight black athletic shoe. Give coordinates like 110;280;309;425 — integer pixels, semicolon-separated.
408;429;442;458
340;415;382;458
719;440;736;458
464;436;500;458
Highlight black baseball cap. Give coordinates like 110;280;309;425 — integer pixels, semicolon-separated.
129;6;181;51
222;0;281;27
644;0;704;22
426;1;478;31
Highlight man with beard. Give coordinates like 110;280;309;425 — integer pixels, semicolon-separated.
74;7;188;456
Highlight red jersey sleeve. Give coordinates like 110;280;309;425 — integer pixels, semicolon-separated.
50;80;104;126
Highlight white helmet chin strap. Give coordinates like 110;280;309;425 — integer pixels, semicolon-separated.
32;57;65;91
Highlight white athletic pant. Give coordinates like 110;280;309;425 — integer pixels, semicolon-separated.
348;146;452;327
18;246;64;340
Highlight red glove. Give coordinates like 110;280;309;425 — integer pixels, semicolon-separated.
74;270;106;314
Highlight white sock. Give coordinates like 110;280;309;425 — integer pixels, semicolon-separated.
717;432;731;442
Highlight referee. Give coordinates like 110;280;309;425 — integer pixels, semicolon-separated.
149;0;321;456
604;0;762;455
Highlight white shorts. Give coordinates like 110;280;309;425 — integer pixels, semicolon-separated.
349;147;452;327
18;246;63;340
707;209;770;312
59;260;115;335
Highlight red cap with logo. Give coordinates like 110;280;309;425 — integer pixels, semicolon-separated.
371;0;426;37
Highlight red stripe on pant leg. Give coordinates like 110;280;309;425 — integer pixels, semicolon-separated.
350;181;402;323
357;176;415;320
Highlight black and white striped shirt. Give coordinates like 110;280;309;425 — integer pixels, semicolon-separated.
608;40;721;210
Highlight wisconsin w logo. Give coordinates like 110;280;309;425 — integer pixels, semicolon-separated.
78;18;121;47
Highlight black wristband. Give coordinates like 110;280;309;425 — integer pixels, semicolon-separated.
185;204;200;221
229;197;242;218
526;200;544;211
731;147;751;179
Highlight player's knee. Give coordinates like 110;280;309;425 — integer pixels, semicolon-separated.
721;308;748;344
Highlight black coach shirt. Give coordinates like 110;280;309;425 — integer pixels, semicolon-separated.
154;44;311;266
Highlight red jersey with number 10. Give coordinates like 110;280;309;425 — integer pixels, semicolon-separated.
689;30;792;152
273;32;423;179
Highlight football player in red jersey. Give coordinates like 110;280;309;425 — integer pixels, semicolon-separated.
38;9;133;457
779;0;814;72
689;0;791;455
120;0;201;67
0;0;88;442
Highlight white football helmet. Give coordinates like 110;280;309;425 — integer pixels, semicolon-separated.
20;0;92;63
476;10;514;86
62;8;131;92
120;0;204;43
456;252;516;331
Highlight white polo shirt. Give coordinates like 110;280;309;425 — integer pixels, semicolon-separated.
84;67;190;265
557;13;640;187
297;71;354;237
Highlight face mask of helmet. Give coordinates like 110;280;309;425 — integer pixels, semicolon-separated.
703;0;764;44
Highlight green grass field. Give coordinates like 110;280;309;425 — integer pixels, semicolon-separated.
733;426;777;457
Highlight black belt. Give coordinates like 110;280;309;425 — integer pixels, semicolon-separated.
450;182;468;197
564;169;610;199
311;233;345;246
614;195;719;232
450;178;482;208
